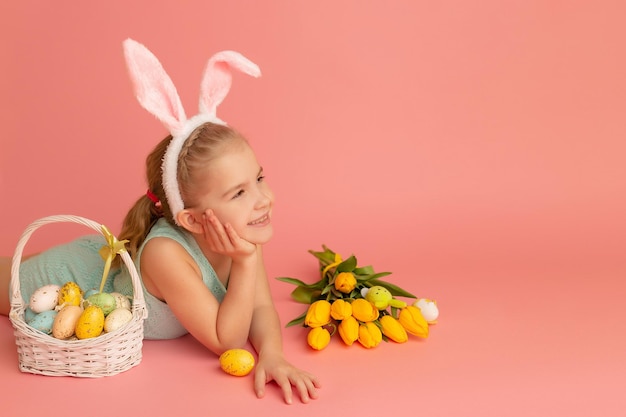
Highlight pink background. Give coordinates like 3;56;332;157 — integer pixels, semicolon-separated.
1;1;625;416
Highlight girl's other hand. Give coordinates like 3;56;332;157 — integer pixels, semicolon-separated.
201;210;256;261
253;353;321;404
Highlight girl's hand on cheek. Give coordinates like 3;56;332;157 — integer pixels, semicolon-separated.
201;210;256;260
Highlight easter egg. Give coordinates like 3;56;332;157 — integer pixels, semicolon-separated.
24;307;37;322
110;292;132;311
219;349;255;376
85;292;116;316
414;298;439;323
28;310;58;334
104;308;133;333
57;282;83;307
75;305;105;339
52;305;83;339
29;284;61;313
365;286;393;310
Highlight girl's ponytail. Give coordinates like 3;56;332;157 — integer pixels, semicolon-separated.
118;195;161;260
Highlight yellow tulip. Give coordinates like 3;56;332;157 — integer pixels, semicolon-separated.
307;327;331;350
358;321;382;348
398;306;429;338
334;272;357;293
351;298;379;322
330;299;352;320
338;316;359;346
305;300;332;328
379;315;408;343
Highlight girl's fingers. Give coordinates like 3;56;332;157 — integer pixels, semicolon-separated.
224;223;241;245
225;223;257;256
203;211;231;250
202;210;255;256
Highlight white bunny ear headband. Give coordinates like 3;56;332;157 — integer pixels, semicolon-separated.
122;38;261;225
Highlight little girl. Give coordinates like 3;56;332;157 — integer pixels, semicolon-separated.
0;39;320;404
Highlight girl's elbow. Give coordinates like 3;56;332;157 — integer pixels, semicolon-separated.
215;334;249;354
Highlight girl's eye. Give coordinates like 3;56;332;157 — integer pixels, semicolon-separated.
233;189;245;199
257;175;265;183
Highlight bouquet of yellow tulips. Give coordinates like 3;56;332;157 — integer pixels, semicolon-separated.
277;245;439;350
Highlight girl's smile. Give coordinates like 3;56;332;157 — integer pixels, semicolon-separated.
248;212;271;227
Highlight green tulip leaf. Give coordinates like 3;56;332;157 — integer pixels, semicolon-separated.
320;284;332;295
353;265;375;275
285;311;307;327
309;247;337;265
337;255;357;272
330;287;343;298
276;276;325;290
367;278;417;298
290;286;321;304
349;288;362;298
356;272;392;282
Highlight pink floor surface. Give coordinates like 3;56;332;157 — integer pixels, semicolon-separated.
2;247;624;417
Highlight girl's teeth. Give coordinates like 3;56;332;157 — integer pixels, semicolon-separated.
250;215;267;225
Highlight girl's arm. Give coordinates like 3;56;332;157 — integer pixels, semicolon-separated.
139;236;258;353
248;249;321;404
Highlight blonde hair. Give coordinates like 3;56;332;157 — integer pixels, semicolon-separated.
119;122;246;259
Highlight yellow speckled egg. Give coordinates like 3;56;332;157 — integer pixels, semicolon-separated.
219;349;255;376
52;305;83;339
75;305;105;339
58;282;83;308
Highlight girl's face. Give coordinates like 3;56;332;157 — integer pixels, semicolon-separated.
188;141;275;244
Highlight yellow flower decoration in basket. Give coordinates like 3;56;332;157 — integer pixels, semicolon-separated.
97;225;129;293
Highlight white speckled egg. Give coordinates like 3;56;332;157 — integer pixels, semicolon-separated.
413;298;439;323
104;308;133;333
28;310;58;334
110;292;132;310
29;284;61;313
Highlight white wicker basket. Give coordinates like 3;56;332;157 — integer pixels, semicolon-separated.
9;215;148;377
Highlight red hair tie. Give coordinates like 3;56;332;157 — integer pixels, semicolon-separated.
146;189;160;204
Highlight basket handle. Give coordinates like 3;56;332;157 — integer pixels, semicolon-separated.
10;215;146;319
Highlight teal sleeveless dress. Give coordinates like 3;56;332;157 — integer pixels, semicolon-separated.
18;218;226;339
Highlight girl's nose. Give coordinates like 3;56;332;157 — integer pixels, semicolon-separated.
255;186;273;209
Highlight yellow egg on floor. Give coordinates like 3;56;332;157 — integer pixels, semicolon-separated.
219;349;255;376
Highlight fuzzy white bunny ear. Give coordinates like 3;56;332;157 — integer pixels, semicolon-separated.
123;38;187;135
198;51;261;117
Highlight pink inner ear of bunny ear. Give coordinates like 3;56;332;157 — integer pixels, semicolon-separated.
198;50;261;116
123;38;187;134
